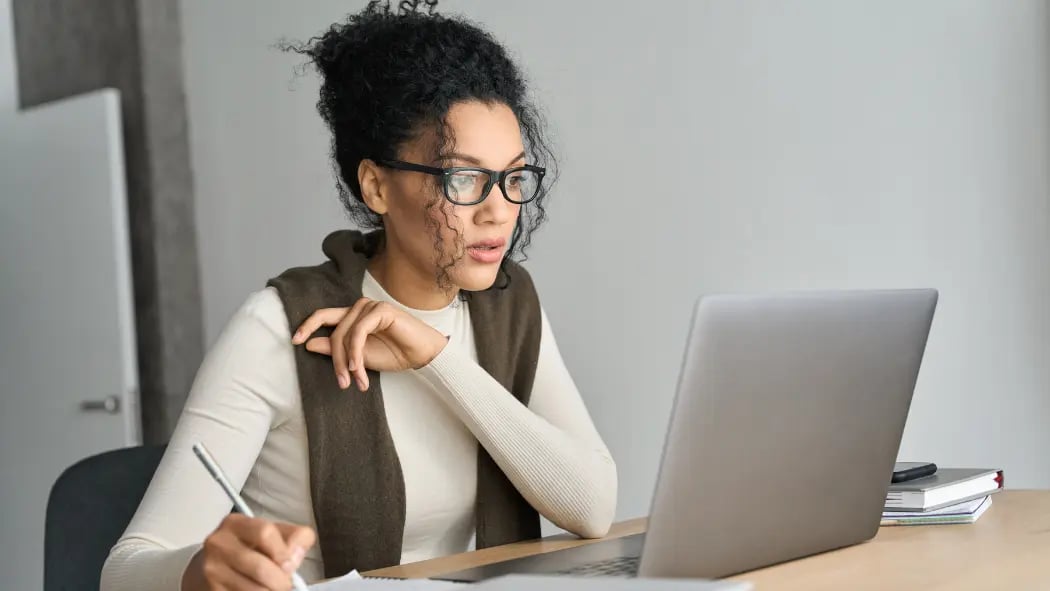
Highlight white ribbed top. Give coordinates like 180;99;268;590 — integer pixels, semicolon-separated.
101;272;617;590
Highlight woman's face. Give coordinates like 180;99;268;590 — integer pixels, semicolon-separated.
378;100;527;293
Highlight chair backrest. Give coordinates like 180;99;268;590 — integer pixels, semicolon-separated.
44;445;165;591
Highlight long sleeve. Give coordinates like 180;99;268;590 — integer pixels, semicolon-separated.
102;285;619;590
101;291;305;591
413;308;618;538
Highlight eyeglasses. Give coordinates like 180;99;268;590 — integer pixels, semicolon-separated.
374;158;546;206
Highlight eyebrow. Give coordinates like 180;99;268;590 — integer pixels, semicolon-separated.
441;151;527;168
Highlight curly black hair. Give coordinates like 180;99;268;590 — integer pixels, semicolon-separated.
283;0;557;290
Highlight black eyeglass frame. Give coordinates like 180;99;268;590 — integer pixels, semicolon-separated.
374;158;547;206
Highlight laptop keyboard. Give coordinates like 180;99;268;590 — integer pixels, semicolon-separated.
555;556;640;577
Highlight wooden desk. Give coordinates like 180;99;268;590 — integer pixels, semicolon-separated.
366;490;1050;589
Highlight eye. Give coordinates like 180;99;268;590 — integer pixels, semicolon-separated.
449;173;477;190
445;170;485;201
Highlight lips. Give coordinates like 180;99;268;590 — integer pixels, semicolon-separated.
466;237;507;264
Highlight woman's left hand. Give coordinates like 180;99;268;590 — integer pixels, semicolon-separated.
291;298;448;391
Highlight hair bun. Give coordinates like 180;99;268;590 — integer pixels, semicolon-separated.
366;0;439;16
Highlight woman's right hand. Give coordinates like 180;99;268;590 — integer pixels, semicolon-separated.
182;514;317;590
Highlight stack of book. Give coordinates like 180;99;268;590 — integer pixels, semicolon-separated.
882;467;1004;526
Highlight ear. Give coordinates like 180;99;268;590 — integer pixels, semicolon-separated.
358;159;389;216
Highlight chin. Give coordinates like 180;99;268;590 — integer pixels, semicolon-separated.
453;265;502;292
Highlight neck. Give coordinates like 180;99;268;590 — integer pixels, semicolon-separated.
367;244;458;311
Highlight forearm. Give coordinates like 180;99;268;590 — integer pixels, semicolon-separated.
415;345;617;537
101;539;201;591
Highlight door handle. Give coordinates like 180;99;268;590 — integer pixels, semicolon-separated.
80;395;121;414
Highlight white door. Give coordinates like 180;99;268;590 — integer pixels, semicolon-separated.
0;88;141;590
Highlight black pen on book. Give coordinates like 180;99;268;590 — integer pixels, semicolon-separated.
192;442;310;591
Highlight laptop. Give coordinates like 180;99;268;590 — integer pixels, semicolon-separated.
437;289;938;581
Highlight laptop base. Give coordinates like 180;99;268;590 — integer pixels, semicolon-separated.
433;534;645;582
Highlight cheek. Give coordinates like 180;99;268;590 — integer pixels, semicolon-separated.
389;177;445;226
426;200;466;234
385;178;472;260
400;196;465;265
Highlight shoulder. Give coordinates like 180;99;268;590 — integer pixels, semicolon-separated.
191;288;302;417
267;229;374;302
210;288;296;363
267;259;342;300
238;287;293;336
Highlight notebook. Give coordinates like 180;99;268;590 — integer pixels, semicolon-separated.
881;495;992;526
884;468;1003;512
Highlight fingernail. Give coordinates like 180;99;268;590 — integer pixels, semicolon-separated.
338;373;349;389
282;559;295;573
348;358;356;371
291;545;305;567
292;330;302;342
359;379;368;392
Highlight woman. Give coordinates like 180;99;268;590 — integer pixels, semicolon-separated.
102;2;616;590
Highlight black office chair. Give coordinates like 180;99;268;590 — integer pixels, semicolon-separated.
44;445;166;591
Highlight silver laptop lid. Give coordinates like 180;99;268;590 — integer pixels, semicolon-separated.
640;289;937;578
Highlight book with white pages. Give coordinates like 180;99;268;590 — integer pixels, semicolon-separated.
881;495;993;526
884;468;1004;512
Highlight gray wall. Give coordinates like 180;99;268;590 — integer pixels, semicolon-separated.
0;0;13;107
180;0;1050;522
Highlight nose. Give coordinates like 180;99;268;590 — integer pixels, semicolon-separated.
473;186;519;226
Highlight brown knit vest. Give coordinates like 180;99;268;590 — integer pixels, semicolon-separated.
267;230;542;577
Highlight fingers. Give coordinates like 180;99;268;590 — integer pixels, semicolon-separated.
294;298;415;392
346;304;394;392
304;336;332;355
274;522;317;568
225;515;293;569
204;517;296;590
198;515;315;591
201;557;270;591
291;307;350;345
222;548;293;590
330;299;373;390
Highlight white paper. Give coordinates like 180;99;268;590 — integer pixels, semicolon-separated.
308;569;462;590
308;569;362;590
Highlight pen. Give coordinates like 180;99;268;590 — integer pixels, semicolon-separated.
192;442;310;591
